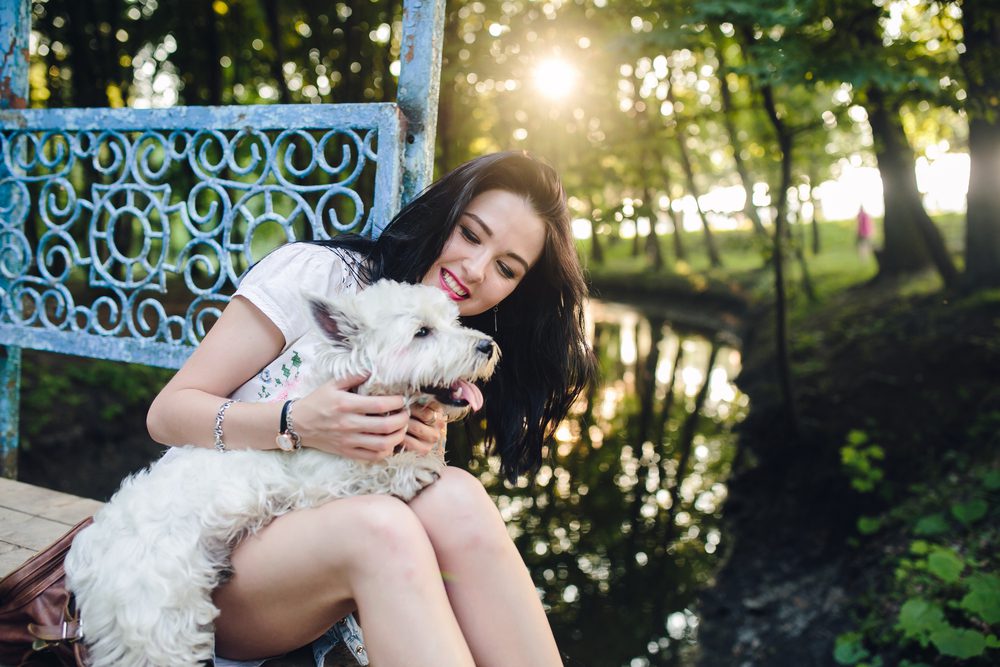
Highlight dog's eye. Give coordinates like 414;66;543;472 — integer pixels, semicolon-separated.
415;326;432;338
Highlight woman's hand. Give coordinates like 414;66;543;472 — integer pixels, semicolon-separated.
293;373;411;461
402;403;447;455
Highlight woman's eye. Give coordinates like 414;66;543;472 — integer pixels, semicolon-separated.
459;226;479;244
497;262;516;279
415;326;431;338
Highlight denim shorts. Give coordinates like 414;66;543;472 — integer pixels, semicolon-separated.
213;613;368;667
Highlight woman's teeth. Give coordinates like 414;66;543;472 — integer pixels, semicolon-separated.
443;271;469;298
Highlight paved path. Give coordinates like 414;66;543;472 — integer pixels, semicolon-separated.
0;477;102;578
0;478;363;666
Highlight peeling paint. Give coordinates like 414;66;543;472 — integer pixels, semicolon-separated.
397;0;445;204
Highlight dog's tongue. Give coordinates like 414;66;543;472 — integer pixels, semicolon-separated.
452;380;484;412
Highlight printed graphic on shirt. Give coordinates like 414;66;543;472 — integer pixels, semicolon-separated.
256;350;303;401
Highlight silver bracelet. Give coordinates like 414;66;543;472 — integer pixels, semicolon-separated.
213;399;238;452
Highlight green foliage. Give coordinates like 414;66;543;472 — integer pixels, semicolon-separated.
833;631;873;665
961;574;1000;625
897;598;948;647
840;429;885;493
838;458;1000;665
856;515;882;535
912;512;950;536
951;499;988;526
925;547;964;583
22;354;172;445
896;596;994;659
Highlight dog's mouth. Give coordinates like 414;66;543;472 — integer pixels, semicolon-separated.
419;379;484;412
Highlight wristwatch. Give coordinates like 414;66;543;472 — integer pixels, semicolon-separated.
276;400;302;451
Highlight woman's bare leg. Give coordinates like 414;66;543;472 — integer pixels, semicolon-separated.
409;467;563;667
213;494;474;667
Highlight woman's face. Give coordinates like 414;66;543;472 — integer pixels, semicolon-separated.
422;189;546;316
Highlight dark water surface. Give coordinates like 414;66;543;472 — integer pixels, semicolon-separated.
468;300;746;667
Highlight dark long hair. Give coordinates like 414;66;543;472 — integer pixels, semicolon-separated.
314;151;596;480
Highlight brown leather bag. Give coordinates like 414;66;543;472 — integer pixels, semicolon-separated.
0;517;92;667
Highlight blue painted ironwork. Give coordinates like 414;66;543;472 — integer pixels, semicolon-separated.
0;103;404;370
0;0;444;478
0;0;28;478
398;0;447;206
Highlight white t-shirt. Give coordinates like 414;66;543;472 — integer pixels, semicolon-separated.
230;243;364;404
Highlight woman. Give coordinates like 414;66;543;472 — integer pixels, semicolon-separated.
146;151;596;666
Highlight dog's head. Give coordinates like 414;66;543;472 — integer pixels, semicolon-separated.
306;280;499;419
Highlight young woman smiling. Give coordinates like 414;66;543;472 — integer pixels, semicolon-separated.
145;151;596;666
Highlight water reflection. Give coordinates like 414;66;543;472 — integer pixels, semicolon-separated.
460;299;747;667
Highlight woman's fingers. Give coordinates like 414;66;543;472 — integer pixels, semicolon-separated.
345;410;410;435
301;376;450;460
347;427;410;459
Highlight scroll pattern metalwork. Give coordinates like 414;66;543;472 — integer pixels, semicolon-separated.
0;125;385;357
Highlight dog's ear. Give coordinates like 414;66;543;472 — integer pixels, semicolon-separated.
307;294;358;345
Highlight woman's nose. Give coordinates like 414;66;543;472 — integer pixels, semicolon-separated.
463;252;489;283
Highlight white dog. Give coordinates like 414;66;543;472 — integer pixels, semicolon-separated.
65;280;499;667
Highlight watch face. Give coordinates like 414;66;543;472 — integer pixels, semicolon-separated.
276;433;295;451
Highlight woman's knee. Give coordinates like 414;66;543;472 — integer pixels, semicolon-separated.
316;495;432;566
410;467;509;555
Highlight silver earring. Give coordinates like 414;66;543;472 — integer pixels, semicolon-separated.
493;306;499;333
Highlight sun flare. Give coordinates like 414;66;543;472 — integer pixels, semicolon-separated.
532;58;578;100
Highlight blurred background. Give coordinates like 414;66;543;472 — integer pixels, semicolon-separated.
18;1;999;666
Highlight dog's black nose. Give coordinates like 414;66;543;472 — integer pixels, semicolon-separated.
477;339;494;358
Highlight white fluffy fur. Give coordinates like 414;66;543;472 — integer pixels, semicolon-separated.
65;280;498;667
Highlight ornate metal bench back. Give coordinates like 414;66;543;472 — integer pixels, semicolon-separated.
0;0;445;477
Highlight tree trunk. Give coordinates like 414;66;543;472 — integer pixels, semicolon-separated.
263;0;291;104
64;1;109;107
631;207;641;258
643;184;663;271
805;173;822;254
759;82;801;435
380;0;400;101
667;80;721;267
715;34;767;239
674;131;721;267
866;86;958;286
961;1;1000;288
588;196;604;264
660;163;687;263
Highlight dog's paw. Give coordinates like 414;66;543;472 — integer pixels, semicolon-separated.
387;455;445;501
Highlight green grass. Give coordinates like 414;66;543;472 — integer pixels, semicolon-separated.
579;214;966;305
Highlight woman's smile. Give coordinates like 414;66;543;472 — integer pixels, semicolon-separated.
439;268;470;300
422;189;546;316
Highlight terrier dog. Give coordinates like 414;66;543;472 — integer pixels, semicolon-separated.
65;280;499;667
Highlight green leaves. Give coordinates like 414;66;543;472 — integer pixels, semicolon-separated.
912;512;949;536
960;573;1000;624
928;627;990;659
893;570;1000;660
897;598;948;647
844;456;999;666
840;429;885;493
833;632;871;665
926;547;965;583
950;498;988;526
896;599;993;658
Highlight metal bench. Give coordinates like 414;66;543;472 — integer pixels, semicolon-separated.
0;0;444;589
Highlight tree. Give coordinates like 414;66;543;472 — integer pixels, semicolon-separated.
960;0;1000;288
713;29;768;240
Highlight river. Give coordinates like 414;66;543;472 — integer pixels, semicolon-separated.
469;299;747;667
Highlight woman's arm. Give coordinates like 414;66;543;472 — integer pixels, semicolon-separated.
146;296;412;458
